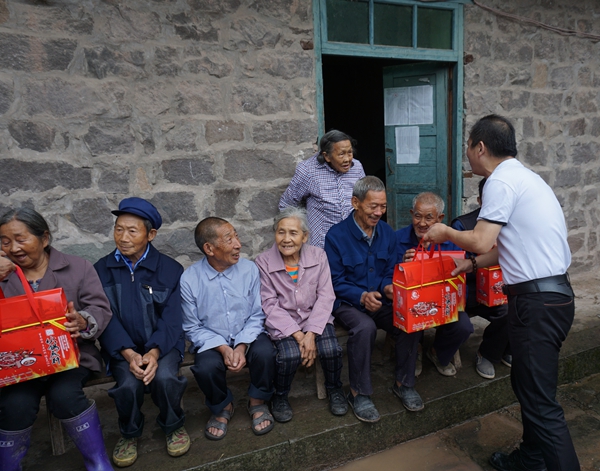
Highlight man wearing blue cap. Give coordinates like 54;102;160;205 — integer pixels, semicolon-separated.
95;197;190;467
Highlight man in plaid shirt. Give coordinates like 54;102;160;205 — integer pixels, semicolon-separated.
279;130;365;249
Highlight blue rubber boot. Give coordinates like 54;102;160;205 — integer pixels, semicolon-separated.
0;426;32;471
61;401;114;471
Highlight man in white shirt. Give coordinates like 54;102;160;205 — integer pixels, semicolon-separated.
424;115;579;471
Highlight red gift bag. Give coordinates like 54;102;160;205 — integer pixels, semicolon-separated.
476;265;508;306
0;266;79;387
393;243;466;333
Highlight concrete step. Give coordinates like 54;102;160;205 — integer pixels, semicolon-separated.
23;316;600;471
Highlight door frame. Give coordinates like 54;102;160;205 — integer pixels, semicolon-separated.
312;0;466;220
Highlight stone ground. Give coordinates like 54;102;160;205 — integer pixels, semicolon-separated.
20;273;600;471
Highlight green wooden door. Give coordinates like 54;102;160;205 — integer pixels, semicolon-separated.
383;63;449;230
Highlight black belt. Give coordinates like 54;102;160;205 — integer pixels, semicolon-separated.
502;273;573;297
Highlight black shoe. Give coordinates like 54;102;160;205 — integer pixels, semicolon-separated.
328;388;348;416
489;450;547;471
270;394;293;423
347;392;380;423
392;383;424;412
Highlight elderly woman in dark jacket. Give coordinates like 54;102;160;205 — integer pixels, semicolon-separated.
0;208;113;471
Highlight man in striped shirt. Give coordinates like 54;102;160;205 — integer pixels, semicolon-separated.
279;130;365;249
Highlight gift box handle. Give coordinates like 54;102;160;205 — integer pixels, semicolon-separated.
14;266;45;325
414;240;445;287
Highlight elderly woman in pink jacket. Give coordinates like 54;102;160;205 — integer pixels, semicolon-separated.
254;207;347;423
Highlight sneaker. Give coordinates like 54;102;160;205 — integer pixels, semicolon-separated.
347;392;380;423
426;349;456;376
166;427;190;457
392;383;424;412
502;354;513;368
489;449;547;471
271;394;293;423
475;351;496;379
415;350;423;377
113;437;137;468
328;388;349;416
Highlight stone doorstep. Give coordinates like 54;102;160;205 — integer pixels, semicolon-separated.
22;321;600;471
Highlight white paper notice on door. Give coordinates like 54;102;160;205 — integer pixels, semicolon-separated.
395;126;420;164
384;85;433;126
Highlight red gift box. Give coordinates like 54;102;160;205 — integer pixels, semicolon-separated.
0;267;79;388
393;244;466;333
476;265;508;307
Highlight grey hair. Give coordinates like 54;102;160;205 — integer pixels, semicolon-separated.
273;207;309;233
352;176;385;201
0;207;53;252
412;192;445;214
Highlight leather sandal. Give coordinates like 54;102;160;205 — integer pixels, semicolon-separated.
247;402;275;436
205;405;234;441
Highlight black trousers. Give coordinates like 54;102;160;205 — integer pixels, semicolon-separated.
508;292;580;471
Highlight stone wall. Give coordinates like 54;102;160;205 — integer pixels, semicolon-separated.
0;0;317;266
463;0;600;273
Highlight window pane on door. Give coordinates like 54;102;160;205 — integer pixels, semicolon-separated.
417;8;452;50
374;3;412;47
326;0;369;44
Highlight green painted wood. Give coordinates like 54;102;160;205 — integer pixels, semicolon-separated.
383;63;449;230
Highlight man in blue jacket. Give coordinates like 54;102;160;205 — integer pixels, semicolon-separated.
396;192;474;378
324;176;423;423
95;197;189;467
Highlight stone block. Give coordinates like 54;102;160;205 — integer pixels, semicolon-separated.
229;17;281;49
71;198;114;235
164;123;199;152
465;32;491;57
85;46;147;80
215;188;241;218
153;228;199;262
567;118;586;137
491;40;510;61
223;150;296;182
516;44;533;62
0;79;13;114
572;142;597;165
522;141;545;166
137;123;155;155
532;35;556;60
532;93;562;115
555;167;581;188
61;241;116;265
508;68;531;86
549;67;574;90
229;83;291;115
253;120;317;144
591;118;600;137
522;117;535;139
248;0;311;21
566;210;586;231
98;169;130;194
12;3;94;35
84;121;135;156
162;157;216;185
187;0;242;15
205;121;244;145
464;90;498;116
183;50;233;78
23;77;107;118
0;159;92;195
532;63;547;88
149;192;197;224
132;83;173;116
8;120;55;153
154;46;181;77
553;142;567;164
101;5;161;41
584;188;599;206
500;90;530;111
576;91;598;113
248;188;284;221
167;12;219;42
0;0;8;24
257;51;313;79
577;66;592;87
0;33;76;72
567;233;585;254
176;81;223;115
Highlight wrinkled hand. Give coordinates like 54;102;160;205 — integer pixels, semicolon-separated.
218;344;247;373
402;248;416;263
0;251;15;281
422;223;449;245
383;284;394;300
451;257;473;277
362;291;383;312
64;302;88;339
123;349;146;381
298;331;317;368
139;349;159;385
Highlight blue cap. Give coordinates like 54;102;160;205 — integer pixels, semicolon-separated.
112;197;162;230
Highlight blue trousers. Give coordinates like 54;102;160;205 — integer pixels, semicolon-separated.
333;303;421;395
191;333;276;415
108;348;187;438
432;311;474;366
273;323;343;395
508;292;580;471
0;367;91;430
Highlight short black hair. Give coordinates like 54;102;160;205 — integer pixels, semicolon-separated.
317;129;357;164
0;207;53;252
194;217;229;255
469;114;517;158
